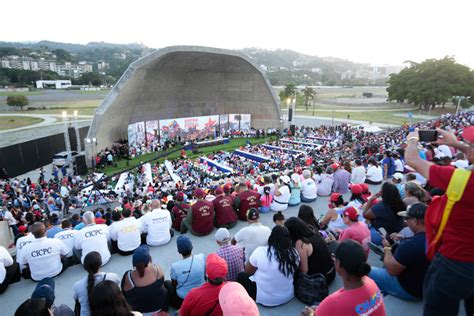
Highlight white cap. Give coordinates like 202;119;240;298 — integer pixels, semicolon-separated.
215;228;231;243
280;175;291;184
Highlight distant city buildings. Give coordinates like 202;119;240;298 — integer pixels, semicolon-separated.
340;65;406;81
0;54;93;79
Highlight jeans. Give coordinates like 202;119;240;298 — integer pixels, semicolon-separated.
423;253;474;316
370;226;383;246
368;267;419;301
259;206;270;213
301;196;317;203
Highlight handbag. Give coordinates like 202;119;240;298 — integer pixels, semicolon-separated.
294;272;329;305
425;168;471;260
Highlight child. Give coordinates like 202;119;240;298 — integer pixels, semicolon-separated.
259;186;273;213
273;211;286;226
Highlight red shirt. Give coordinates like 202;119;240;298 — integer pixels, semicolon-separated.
428;164;474;262
213;195;237;226
236;190;260;221
171;202;189;231
191;199;214;235
179;282;224;316
316;277;386;316
339;222;371;255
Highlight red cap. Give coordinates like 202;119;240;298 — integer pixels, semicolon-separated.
215;187;224;195
343;206;359;221
245;181;251;189
206;253;228;281
360;183;369;193
330;192;341;202
194;188;205;199
350;184;363;195
18;225;27;233
331;163;339;170
224;183;232;193
176;191;185;201
462;126;474;143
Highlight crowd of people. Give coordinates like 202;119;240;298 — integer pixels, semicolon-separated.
0;111;473;316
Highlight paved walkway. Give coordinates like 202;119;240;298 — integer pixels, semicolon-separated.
295;115;398;128
0;113;93;134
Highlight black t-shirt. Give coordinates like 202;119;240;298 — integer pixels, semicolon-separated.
394;232;430;298
371;202;403;235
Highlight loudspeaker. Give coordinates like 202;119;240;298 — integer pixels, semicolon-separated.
290;124;296;136
288;108;293;122
74;154;88;175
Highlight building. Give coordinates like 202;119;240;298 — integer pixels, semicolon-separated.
36;80;72;89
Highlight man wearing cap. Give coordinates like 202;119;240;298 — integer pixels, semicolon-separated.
171;192;190;231
177;253;228;316
351;159;366;184
339;206;371;255
406;127;474;315
168;236;206;309
213;187;238;229
30;277;74;315
234;182;260;221
215;228;244;282
74;211;111;266
20;222;70;281
301;169;318;203
141;200;172;246
392;173;405;199
110;208;142;255
232;208;271;261
181;188;214;236
369;203;430;302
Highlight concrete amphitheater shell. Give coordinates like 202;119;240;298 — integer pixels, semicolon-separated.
85;46;283;158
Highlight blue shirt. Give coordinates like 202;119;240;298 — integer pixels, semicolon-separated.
170;253;205;299
47;225;63;238
74;222;86;231
382;157;396;177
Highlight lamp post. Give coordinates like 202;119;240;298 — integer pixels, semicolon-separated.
62;111;72;173
73;110;81;152
455;96;470;115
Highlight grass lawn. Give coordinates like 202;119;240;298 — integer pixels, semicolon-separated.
0;91;44;97
299;110;425;125
101;136;276;176
73;90;109;95
0;116;44;130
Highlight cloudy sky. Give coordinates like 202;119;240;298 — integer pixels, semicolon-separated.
2;0;473;67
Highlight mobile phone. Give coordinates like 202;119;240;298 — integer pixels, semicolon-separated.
418;130;438;142
378;227;387;238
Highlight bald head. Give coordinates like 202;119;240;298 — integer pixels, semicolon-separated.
32;222;46;238
151;200;161;210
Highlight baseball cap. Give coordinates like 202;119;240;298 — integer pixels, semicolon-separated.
246;208;259;221
330;192;341;202
33;204;40;210
194;188;205;199
350;184;362;195
280;175;290;184
206;253;228;281
215;228;231;243
31;278;55;308
397;202;427;219
393;173;404;181
94;212;102;218
223;183;232;193
331;163;339;170
219;282;259;316
176;191;185;201
18;225;28;233
177;235;193;254
342;206;359;221
215;187;224;195
462;126;474;144
132;245;150;267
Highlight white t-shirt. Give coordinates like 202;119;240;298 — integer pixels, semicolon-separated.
0;246;14;283
301;178;318;200
110;217;142;252
351;166;366;184
4;210;17;226
73;272;121;316
257;184;275;196
74;224;110;265
317;174;334;196
16;234;34;269
270;185;291;212
453;159;469;169
141;208;172;246
55;229;78;257
234;222;271;261
249;246;298;306
394;159;404;173
20;236;69;281
366;165;383;182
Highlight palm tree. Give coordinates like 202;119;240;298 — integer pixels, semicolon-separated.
303;86;316;111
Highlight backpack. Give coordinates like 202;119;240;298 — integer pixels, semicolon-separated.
294;272;329;305
425;168;471;260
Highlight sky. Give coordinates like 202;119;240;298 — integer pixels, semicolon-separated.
1;0;473;68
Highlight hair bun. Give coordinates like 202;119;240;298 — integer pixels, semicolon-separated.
356;263;371;276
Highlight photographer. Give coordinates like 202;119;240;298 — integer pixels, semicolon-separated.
405;127;474;316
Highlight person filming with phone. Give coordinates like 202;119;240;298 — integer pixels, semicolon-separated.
405;126;474;316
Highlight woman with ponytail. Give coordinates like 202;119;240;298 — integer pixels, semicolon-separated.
303;240;387;316
73;251;121;316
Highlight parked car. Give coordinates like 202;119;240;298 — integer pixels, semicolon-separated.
52;151;79;167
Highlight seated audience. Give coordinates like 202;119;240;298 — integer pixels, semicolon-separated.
110;208;142;255
338;206;370;255
0;245;20;294
181;188;214;236
270;176;291;212
141;200;172;246
218;282;259;316
212;187;238;228
74;211;111;266
301;170;318;202
234;182;260;220
215;228;244;282
89;280;142;316
171;192;190;231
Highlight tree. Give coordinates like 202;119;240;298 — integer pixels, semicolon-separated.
53;49;74;62
387;56;474;110
303;86;316;110
279;83;297;102
6;95;29;110
78;72;105;86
